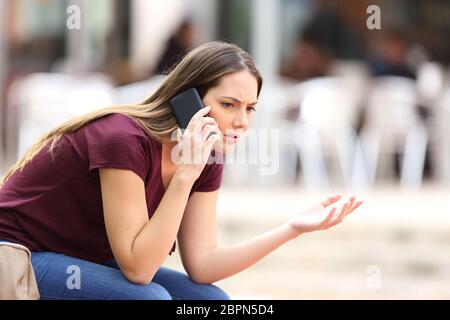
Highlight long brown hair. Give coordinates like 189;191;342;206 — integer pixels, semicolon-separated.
1;41;263;186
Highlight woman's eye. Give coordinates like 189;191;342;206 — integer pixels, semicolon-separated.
221;102;233;108
247;107;256;113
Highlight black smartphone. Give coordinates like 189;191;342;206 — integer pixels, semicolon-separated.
169;88;206;129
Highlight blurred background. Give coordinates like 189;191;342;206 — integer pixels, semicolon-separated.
1;0;450;299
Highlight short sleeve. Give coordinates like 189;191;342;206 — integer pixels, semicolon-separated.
196;163;224;192
88;131;149;182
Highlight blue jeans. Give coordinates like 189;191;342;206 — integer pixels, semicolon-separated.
28;250;230;300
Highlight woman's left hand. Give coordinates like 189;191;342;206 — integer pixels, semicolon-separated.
287;194;363;236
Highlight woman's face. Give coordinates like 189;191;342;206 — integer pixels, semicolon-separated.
202;70;259;155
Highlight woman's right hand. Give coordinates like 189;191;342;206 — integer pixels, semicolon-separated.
173;106;222;182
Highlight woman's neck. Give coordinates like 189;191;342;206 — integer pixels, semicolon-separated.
161;142;177;167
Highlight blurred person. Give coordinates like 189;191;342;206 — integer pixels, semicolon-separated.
306;0;362;59
0;41;363;300
280;28;333;82
280;0;363;83
367;27;416;79
153;19;195;75
279;22;337;179
279;27;335;126
103;30;136;86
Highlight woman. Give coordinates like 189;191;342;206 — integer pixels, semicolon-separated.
0;41;363;300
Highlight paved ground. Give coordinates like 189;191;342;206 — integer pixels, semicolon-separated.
164;184;450;299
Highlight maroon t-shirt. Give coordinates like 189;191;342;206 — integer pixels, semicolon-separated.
0;113;224;263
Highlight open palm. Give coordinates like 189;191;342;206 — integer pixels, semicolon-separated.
288;194;363;235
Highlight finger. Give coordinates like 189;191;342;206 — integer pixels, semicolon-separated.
331;201;350;225
186;106;211;133
345;198;359;214
320;194;342;207
347;197;355;213
345;200;364;216
335;197;357;224
320;207;336;228
204;116;219;127
176;128;183;142
320;194;343;208
205;130;221;146
193;116;219;137
338;200;353;223
202;132;221;159
186;122;220;165
201;124;222;143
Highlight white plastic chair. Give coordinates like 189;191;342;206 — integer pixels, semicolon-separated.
6;73;116;160
359;76;427;188
330;60;370;81
417;62;445;103
293;76;365;190
433;87;450;185
415;62;448;186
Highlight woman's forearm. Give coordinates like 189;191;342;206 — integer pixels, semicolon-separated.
193;223;300;284
131;170;194;283
191;194;363;284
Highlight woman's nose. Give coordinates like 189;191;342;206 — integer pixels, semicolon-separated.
233;114;249;130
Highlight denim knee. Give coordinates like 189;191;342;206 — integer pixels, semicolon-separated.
189;283;231;300
119;281;172;300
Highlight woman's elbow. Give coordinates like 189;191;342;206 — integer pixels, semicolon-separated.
123;267;156;285
187;269;214;285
